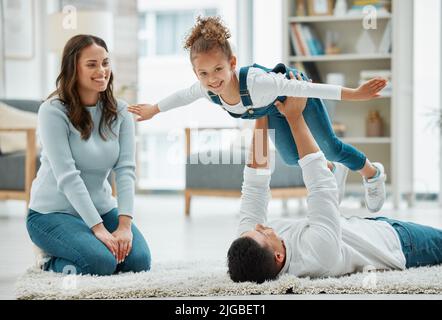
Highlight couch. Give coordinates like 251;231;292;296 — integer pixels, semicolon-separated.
184;127;307;216
0;99;42;207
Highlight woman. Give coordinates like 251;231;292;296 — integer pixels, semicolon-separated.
26;34;151;275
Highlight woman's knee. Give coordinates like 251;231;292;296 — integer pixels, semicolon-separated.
128;244;151;272
83;251;118;276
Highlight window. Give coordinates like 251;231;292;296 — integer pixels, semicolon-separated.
136;2;237;191
139;9;217;57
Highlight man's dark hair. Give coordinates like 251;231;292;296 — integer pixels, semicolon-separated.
227;237;280;284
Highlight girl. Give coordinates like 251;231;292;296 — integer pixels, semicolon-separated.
27;35;151;275
128;16;387;213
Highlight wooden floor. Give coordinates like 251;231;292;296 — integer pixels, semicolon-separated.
1;195;441;300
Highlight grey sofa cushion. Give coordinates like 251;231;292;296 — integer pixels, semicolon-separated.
0;151;41;190
186;148;304;189
0;99;42;114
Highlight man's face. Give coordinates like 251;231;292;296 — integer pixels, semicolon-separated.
242;224;285;255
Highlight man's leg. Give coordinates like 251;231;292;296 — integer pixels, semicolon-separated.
373;217;442;268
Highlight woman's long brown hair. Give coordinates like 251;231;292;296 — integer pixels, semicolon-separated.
48;34;117;140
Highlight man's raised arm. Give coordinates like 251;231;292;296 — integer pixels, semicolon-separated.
275;73;343;271
237;117;272;236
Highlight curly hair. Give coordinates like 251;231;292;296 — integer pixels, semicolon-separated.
227;237;280;284
184;16;233;62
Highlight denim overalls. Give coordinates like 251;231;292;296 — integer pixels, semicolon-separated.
207;63;366;170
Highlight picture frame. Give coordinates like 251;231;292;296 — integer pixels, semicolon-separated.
3;0;35;59
307;0;334;16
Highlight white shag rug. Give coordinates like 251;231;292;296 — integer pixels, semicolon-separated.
15;260;442;299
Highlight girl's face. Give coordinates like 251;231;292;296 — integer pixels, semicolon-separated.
192;49;237;95
76;43;112;95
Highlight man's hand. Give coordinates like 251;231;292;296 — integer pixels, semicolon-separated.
341;77;387;101
127;103;160;121
274;72;308;121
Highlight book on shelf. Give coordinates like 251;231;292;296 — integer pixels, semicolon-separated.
303;24;325;55
289;23;324;56
292;61;323;83
348;0;391;15
290;23;307;55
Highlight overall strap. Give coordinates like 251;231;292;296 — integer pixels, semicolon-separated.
207;91;222;105
252;63;271;72
239;66;254;107
207;90;241;118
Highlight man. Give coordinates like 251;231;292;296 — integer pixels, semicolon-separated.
227;94;442;284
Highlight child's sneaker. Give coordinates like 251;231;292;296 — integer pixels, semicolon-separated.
332;162;349;204
363;162;386;213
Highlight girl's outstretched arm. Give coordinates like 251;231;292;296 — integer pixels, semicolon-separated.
341;77;387;101
128;81;207;121
127;103;159;122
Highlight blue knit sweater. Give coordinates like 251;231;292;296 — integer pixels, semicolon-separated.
29;98;135;228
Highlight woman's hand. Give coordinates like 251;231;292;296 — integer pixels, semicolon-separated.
342;77;387;101
91;223;118;259
275;72;308;121
127;103;160;121
112;215;133;263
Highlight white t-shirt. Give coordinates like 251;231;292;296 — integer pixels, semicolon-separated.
157;67;342;115
238;151;406;278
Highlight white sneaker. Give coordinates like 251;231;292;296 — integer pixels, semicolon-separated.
363;162;386;213
332;162;349;204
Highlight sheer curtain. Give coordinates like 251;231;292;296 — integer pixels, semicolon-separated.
136;2;238;190
0;0;5;96
413;0;441;197
156;11;194;55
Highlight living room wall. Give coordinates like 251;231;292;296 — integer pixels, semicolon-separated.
3;0;46;99
59;0;138;104
2;0;138;102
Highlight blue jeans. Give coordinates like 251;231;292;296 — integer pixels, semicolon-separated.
369;217;442;268
267;101;367;171
230;63;367;171
26;208;151;275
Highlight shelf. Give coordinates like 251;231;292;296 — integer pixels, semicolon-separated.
288;13;392;23
283;0;411;208
289;53;392;62
341;137;391;144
